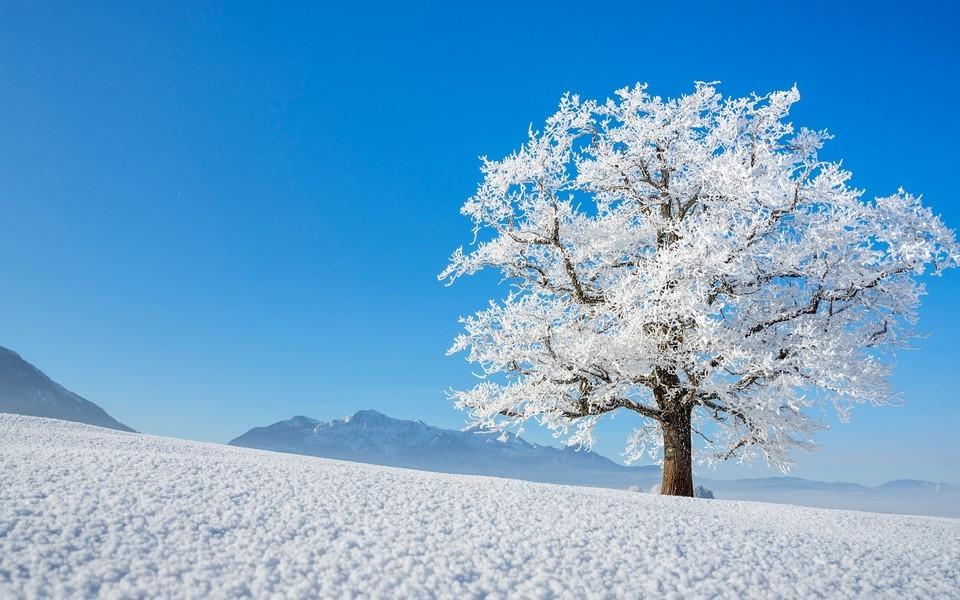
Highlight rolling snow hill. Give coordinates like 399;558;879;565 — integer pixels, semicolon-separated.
0;346;133;432
231;410;959;517
1;414;958;598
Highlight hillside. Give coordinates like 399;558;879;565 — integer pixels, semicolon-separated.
2;414;957;598
0;346;133;432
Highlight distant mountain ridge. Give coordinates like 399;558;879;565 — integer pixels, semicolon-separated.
230;410;959;518
0;346;134;432
230;409;661;489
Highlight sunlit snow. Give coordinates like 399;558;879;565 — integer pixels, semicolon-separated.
2;414;957;598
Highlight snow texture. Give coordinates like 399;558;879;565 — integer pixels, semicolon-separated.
2;414;958;599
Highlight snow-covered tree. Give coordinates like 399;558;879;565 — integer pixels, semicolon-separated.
440;83;957;496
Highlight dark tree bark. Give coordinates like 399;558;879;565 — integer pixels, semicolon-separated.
660;406;694;496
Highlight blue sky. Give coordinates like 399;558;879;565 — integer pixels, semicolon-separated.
1;1;957;485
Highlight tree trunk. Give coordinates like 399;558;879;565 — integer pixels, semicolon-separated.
660;407;694;496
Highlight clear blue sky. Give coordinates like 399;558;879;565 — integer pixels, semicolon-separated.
1;1;957;485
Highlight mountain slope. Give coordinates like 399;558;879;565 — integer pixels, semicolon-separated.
0;346;134;432
230;409;660;489
3;414;958;598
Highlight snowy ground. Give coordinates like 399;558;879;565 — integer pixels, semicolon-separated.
1;414;958;599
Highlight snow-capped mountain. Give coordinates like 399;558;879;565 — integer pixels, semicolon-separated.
0;346;134;432
231;410;960;517
229;409;661;489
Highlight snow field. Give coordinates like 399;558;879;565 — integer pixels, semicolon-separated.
1;414;958;599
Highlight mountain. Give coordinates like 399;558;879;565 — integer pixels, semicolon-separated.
701;476;959;518
0;346;134;432
231;409;960;517
875;479;957;493
230;409;661;489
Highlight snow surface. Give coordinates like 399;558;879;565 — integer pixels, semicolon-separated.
2;414;958;599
